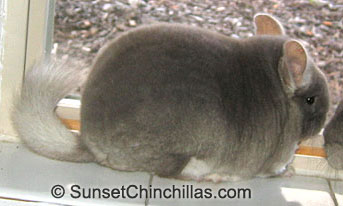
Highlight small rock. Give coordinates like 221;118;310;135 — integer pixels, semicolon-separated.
231;34;240;39
171;5;179;10
190;15;204;22
129;19;137;27
235;21;242;27
81;20;92;29
129;0;145;8
216;7;225;12
70;31;78;38
317;61;327;67
289;16;307;24
102;13;109;20
111;27;118;34
156;7;167;13
208;19;219;24
66;8;75;16
323;21;333;27
319;25;330;32
99;30;109;37
116;24;127;31
230;18;240;25
80;30;91;38
184;9;192;14
82;47;91;52
90;27;98;35
102;3;113;11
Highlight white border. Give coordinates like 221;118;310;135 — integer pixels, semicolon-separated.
0;0;341;181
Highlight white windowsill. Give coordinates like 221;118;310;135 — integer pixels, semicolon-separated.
0;141;340;206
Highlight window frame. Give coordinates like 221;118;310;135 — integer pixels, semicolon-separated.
0;0;54;140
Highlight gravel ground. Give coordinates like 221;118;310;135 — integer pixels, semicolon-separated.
54;0;343;118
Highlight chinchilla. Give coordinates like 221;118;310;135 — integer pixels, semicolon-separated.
12;14;329;182
324;100;343;170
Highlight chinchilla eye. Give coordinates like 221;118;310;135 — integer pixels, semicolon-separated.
306;96;316;105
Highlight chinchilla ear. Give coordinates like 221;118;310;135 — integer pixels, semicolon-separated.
279;40;310;91
254;13;285;35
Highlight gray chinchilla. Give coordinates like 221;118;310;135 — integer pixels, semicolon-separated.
324;100;343;170
12;14;330;182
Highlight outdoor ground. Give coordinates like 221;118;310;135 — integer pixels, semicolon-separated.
54;0;343;118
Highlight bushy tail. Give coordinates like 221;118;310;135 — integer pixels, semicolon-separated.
11;59;94;162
